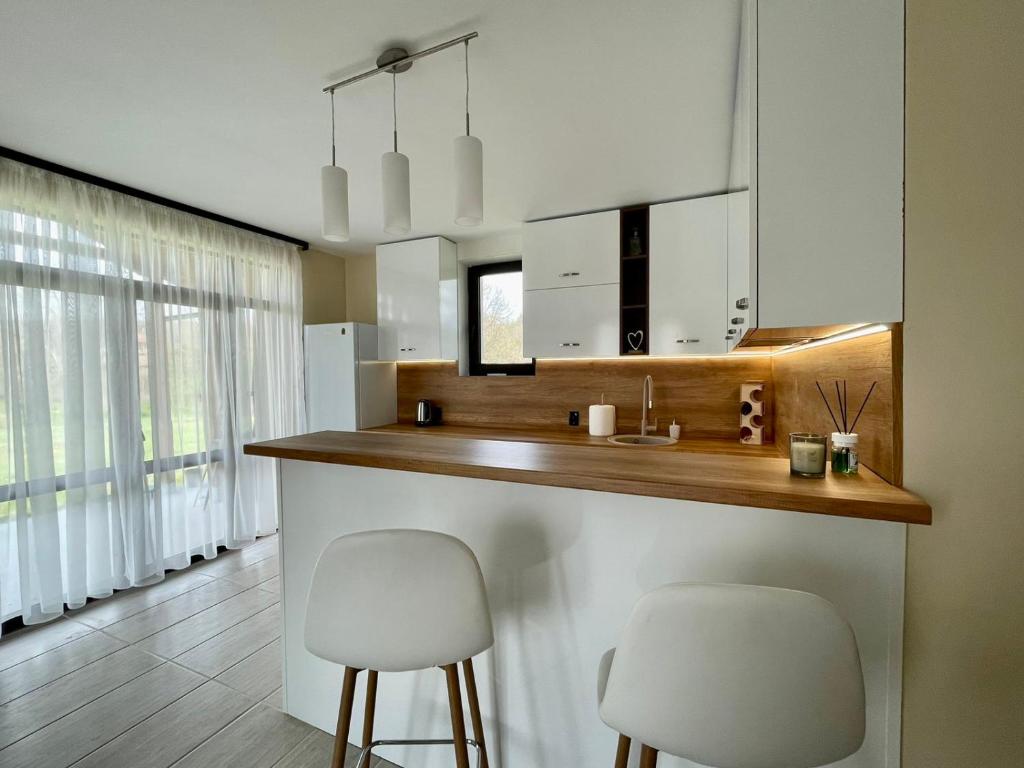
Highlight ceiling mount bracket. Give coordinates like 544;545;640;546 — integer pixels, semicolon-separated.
323;32;477;93
376;47;413;74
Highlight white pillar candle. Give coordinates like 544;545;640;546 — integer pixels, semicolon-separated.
791;442;826;474
588;404;616;437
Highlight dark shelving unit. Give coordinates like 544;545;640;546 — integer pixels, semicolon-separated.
619;205;650;355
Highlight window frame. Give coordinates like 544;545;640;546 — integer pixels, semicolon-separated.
467;259;535;377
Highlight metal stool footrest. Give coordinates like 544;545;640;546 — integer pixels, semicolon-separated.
357;737;483;768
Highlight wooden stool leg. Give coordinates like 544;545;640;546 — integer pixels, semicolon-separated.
462;658;489;768
614;734;631;768
444;663;472;768
361;670;378;764
331;667;360;768
639;744;659;768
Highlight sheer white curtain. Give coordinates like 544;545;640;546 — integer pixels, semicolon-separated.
0;158;304;629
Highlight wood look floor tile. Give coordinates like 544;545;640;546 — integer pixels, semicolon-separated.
261;686;283;711
219;556;279;589
134;588;278;660
71;680;253;768
0;630;125;705
258;575;281;594
68;571;214;629
0;663;204;768
0;645;162;748
102;578;247;644
215;638;281;700
0;618;93;672
274;729;395;768
175;604;280;677
170;703;311;768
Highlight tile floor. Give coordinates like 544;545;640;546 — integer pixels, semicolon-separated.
0;534;396;768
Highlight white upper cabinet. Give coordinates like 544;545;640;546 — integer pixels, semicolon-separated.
755;0;904;328
522;211;620;290
376;237;457;361
649;196;729;356
523;284;620;359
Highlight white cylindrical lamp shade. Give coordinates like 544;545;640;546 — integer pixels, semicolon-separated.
320;165;349;242
454;134;483;226
381;151;411;235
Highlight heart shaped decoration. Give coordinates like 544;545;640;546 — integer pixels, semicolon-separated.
627;330;644;351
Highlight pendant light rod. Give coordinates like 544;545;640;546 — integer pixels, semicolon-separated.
323;31;479;93
464;39;471;136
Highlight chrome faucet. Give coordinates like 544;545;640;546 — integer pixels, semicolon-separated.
640;375;654;436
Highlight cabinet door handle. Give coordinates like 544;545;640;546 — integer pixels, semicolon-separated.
676;338;701;344
559;342;581;347
735;298;749;310
558;271;581;278
730;317;745;325
399;347;417;352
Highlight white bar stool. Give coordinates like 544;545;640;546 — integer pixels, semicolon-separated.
598;583;865;768
305;529;493;768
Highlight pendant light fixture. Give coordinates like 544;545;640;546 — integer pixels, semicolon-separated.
321;33;479;238
454;38;483;226
381;70;411;235
320;90;350;242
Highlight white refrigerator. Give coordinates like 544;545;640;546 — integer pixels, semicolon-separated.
304;323;397;432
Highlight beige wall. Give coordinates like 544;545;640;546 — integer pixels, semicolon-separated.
902;1;1024;765
344;254;377;324
300;249;347;325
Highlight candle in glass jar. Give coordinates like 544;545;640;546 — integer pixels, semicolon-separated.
789;432;828;477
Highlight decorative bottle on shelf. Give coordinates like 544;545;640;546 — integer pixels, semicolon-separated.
629;227;642;257
831;433;859;474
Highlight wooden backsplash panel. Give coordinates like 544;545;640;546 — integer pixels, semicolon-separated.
772;328;900;484
397;357;774;441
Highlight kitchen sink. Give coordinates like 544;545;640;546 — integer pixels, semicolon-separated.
607;434;678;447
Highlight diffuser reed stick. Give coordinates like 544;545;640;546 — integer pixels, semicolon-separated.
849;381;878;433
816;381;842;433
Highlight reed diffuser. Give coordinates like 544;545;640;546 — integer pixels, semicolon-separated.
816;380;877;475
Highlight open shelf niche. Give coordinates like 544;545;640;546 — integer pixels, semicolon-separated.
619;205;650;355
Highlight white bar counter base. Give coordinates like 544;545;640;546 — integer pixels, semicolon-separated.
271;457;906;768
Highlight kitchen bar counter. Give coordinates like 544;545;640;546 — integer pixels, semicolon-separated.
244;428;930;524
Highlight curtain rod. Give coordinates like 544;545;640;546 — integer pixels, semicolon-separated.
323;32;479;93
0;146;310;251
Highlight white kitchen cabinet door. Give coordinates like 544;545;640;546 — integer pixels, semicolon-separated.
726;190;752;351
649;196;728;356
376;237;457;361
756;0;903;327
522;211;620;291
523;284;620;359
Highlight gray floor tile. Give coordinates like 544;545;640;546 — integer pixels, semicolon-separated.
68;571;214;629
0;645;162;748
103;578;247;644
170;703;311;768
215;638;281;700
0;630;125;705
0;618;93;672
0;663;204;768
258;575;281;594
134;588;278;660
175;604;280;677
219;556;279;589
262;686;283;711
71;680;254;768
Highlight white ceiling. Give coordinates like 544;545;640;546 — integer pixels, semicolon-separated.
1;0;743;256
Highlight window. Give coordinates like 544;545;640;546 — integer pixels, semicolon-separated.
467;260;535;376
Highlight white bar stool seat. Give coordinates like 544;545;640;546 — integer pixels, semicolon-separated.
305;529;494;768
599;583;865;768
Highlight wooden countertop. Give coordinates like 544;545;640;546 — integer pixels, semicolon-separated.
368;423;785;457
244;428;931;525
